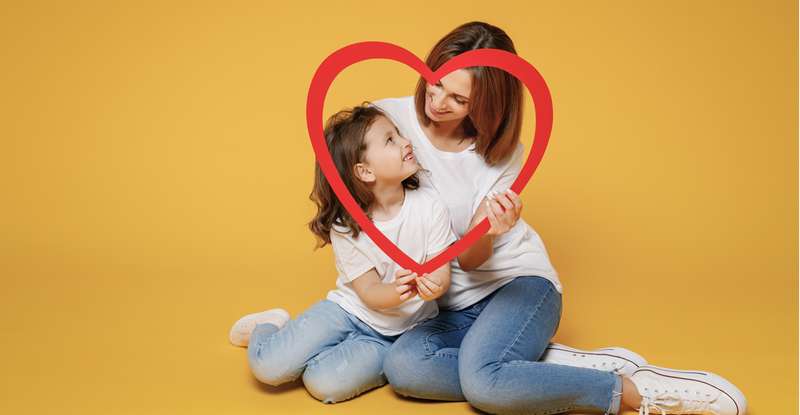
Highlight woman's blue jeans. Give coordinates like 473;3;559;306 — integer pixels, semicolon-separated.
247;300;397;404
383;276;623;415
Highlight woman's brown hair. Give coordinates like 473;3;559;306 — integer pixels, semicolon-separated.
308;104;420;248
414;21;523;166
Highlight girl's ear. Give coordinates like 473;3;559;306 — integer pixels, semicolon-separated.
354;163;375;183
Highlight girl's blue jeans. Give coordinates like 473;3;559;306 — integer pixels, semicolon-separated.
247;299;397;404
383;276;624;415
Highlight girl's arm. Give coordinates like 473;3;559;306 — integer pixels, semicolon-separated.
350;269;417;311
457;190;523;271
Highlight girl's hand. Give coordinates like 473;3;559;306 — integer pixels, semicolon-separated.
415;273;444;301
485;189;523;237
394;269;418;302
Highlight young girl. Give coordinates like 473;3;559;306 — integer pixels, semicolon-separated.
228;104;456;404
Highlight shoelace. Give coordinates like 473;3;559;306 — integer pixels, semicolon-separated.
639;396;668;415
637;388;715;414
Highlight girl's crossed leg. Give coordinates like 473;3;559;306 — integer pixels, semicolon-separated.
248;299;395;404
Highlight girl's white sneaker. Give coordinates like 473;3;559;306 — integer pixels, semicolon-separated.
630;365;747;415
228;308;290;347
540;343;647;377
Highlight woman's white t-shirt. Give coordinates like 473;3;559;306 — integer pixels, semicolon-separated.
326;188;457;336
374;96;563;311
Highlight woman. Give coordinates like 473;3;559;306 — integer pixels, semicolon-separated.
375;21;746;415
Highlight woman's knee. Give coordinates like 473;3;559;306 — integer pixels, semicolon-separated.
382;340;426;397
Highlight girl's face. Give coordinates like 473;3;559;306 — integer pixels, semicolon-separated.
355;115;420;185
424;69;472;123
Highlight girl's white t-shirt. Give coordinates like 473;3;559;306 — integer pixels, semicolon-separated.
326;188;457;336
373;96;563;311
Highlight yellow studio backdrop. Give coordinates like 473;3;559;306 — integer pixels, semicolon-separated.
0;1;796;414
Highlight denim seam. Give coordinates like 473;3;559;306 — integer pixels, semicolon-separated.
422;322;473;357
497;282;554;363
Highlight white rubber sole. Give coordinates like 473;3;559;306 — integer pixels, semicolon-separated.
228;308;290;347
632;365;747;415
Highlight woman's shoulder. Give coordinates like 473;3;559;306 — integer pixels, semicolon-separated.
371;96;414;117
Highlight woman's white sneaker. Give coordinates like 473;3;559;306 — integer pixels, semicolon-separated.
630;365;747;415
540;343;647;377
228;308;290;347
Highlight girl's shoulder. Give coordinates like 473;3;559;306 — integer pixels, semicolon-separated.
406;188;449;219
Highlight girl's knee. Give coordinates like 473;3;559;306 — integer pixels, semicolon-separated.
247;345;297;386
302;369;361;404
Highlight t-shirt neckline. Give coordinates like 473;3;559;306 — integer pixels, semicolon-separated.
408;97;476;159
372;188;411;229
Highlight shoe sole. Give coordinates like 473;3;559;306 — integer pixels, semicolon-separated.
545;343;648;369
229;308;290;346
632;365;747;415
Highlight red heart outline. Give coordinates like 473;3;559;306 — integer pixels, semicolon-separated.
306;42;553;275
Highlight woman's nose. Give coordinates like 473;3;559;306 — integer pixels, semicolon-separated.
431;90;446;110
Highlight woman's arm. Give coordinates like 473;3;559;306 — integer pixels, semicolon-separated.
349;268;417;311
457;190;523;271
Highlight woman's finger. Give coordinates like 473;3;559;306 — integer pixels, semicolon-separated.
505;189;523;214
495;191;515;211
488;198;505;216
486;201;501;230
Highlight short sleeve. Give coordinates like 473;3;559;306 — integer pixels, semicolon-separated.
489;142;525;194
426;198;458;257
330;229;377;282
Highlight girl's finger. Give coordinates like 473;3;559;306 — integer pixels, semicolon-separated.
399;289;414;301
396;284;411;294
416;278;434;298
421;274;441;289
395;273;418;285
417;276;439;294
395;268;413;278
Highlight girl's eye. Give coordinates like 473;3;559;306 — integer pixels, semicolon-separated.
454;99;466;105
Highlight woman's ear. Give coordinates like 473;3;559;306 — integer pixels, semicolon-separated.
353;163;375;183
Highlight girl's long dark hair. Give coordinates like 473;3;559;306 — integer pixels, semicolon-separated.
308;104;419;248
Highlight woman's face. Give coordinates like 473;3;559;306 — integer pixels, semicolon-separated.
424;69;472;124
356;115;420;185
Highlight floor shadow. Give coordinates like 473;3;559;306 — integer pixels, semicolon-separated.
249;376;304;395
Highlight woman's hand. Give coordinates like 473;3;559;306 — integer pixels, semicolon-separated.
394;269;418;302
485;189;523;237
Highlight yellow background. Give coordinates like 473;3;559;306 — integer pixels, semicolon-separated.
1;1;796;414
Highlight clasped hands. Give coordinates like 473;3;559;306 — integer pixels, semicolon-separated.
394;269;443;302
